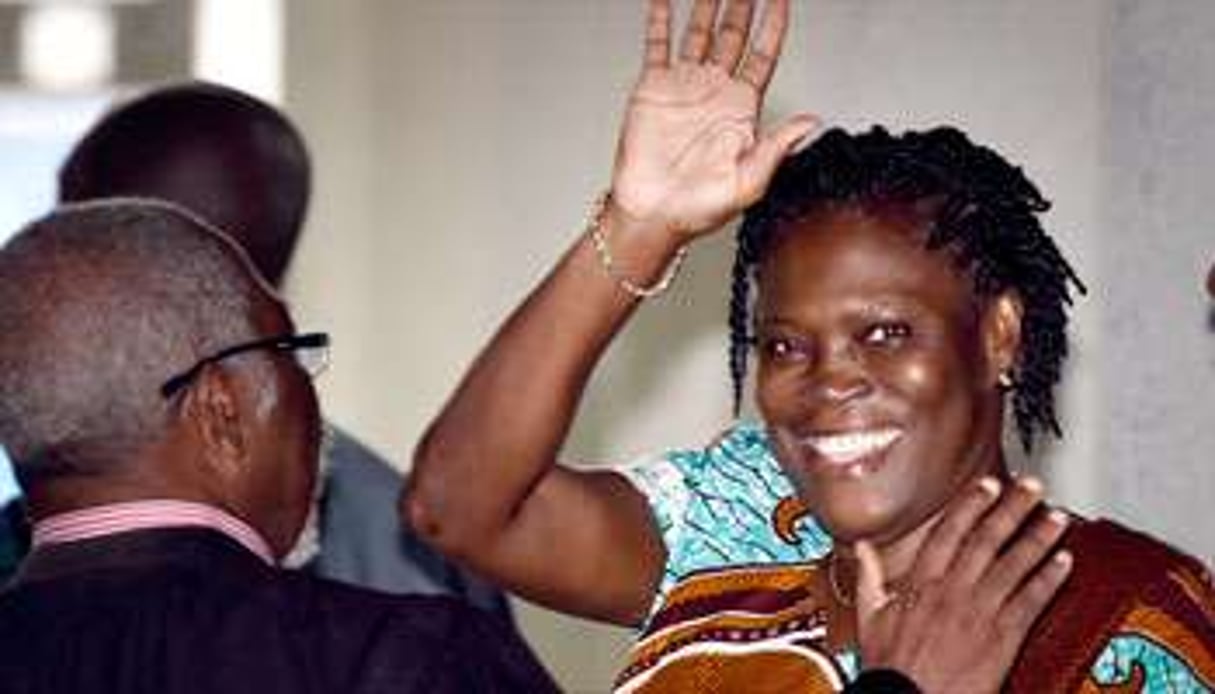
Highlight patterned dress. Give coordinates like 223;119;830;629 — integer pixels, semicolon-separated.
615;422;1215;693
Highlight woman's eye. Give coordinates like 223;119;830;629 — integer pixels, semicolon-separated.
760;336;809;363
862;322;912;345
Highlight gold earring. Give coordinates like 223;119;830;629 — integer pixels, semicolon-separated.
998;369;1015;391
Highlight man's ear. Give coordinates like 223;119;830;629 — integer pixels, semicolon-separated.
983;291;1024;387
179;364;247;483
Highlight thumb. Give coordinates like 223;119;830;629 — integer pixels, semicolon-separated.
854;540;892;633
737;113;819;204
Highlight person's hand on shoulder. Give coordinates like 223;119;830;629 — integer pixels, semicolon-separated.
853;477;1073;694
610;0;817;241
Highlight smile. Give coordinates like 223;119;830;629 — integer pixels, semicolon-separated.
800;428;903;466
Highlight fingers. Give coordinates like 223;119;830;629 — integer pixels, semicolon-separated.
709;0;755;72
666;0;789;92
996;549;1072;636
678;0;721;62
736;0;789;90
977;508;1069;608
736;113;818;203
908;476;1002;584
643;0;673;68
946;476;1046;589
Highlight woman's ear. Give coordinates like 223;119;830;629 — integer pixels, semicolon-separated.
179;364;247;484
983;291;1024;387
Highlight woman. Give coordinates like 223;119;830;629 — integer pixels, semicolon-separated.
405;1;1214;691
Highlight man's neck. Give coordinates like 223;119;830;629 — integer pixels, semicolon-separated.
31;498;276;566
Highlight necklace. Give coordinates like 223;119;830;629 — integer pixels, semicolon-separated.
827;552;854;608
828;552;916;613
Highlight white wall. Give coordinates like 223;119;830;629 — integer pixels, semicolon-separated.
1101;0;1215;570
282;2;1211;691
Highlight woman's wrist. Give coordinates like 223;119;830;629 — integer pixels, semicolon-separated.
602;191;687;252
591;191;690;299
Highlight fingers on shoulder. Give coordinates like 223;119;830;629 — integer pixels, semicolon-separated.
995;549;1072;635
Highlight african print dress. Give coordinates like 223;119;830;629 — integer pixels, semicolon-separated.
614;422;1215;693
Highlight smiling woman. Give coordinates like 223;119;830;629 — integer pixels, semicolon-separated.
614;126;1214;693
755;202;1009;550
405;1;1215;692
734;125;1078;555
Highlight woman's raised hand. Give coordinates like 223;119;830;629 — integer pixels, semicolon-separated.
610;0;817;240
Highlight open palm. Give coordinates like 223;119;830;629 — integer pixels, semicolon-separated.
611;0;816;239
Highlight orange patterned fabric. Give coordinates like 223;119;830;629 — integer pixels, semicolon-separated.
1009;519;1215;693
615;561;848;693
616;519;1214;693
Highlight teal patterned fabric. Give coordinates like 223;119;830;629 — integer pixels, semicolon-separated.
618;421;1211;692
617;421;832;600
1092;634;1211;693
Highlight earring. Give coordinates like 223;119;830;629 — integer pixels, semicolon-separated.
998;369;1016;391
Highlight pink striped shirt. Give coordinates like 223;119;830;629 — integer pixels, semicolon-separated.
32;499;275;566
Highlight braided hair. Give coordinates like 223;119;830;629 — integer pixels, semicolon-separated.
728;126;1085;451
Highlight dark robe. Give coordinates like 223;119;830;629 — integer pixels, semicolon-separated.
0;527;557;694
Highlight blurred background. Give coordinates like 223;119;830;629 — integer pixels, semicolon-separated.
1;2;1213;691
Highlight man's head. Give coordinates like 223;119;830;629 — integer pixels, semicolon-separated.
0;200;322;557
58;82;310;287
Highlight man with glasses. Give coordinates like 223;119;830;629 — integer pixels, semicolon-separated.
0;199;554;692
50;81;509;613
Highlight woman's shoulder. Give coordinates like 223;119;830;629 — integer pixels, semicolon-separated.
615;422;834;612
616;421;790;517
1008;516;1215;693
1066;517;1210;580
1062;516;1213;619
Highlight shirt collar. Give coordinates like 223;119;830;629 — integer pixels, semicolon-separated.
32;499;276;566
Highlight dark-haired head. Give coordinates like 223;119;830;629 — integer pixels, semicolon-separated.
729;126;1085;452
0;199;269;482
0;199;320;555
58;81;310;286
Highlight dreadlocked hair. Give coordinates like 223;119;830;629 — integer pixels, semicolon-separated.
728;126;1086;452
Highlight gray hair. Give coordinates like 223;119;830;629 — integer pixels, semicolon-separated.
0;199;273;482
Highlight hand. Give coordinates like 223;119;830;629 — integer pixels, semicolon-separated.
854;477;1074;694
611;0;818;239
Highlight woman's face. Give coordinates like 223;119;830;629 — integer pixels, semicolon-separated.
755;204;1008;546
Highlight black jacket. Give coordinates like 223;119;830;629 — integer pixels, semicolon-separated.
0;528;556;693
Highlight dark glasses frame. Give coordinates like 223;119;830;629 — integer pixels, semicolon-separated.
159;332;330;399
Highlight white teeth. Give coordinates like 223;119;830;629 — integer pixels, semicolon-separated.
802;428;901;465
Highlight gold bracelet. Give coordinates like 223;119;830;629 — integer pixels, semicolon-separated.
586;192;688;299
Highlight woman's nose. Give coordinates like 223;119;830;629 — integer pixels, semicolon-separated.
803;344;872;406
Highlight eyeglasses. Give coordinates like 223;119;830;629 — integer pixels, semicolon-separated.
160;332;331;399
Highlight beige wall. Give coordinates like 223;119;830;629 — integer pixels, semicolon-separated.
281;1;1211;691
